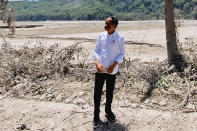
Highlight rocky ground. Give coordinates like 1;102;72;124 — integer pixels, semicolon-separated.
0;97;197;131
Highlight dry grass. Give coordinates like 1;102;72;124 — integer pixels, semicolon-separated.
115;37;197;110
0;37;196;111
0;41;90;95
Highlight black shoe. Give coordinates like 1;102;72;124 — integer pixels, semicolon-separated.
92;118;102;129
105;111;116;122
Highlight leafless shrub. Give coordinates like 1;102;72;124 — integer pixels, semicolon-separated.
0;42;91;95
118;58;168;102
117;42;197;109
0;38;196;110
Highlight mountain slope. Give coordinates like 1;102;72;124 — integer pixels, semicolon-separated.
8;0;197;21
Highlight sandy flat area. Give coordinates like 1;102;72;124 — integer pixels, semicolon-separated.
1;20;197;62
0;98;197;131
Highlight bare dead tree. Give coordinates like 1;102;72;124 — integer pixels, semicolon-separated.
7;7;15;35
165;0;186;72
0;0;15;36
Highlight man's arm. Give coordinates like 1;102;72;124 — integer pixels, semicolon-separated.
107;61;118;74
93;34;104;73
92;35;101;60
95;58;104;73
115;37;125;63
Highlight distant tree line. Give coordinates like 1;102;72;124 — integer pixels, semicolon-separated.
9;0;197;21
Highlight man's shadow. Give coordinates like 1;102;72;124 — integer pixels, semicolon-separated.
93;121;129;131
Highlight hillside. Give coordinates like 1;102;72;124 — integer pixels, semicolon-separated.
8;0;197;21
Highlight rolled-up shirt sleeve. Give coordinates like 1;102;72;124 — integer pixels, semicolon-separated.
115;37;125;63
92;35;101;60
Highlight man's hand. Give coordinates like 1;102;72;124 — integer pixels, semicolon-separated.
95;59;104;73
107;61;118;74
107;66;114;74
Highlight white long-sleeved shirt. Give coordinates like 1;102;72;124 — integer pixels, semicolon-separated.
93;31;125;74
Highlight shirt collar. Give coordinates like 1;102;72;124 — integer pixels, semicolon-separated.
107;30;117;37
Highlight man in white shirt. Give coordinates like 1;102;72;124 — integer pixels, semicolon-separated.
92;16;125;128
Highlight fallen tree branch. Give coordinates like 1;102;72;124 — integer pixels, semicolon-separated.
70;120;91;129
177;80;191;108
162;64;176;75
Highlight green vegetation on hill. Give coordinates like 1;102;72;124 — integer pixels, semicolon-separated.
9;0;197;21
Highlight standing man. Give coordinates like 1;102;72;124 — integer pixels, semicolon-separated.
92;16;125;128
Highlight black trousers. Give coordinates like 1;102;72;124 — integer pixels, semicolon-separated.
94;73;116;119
